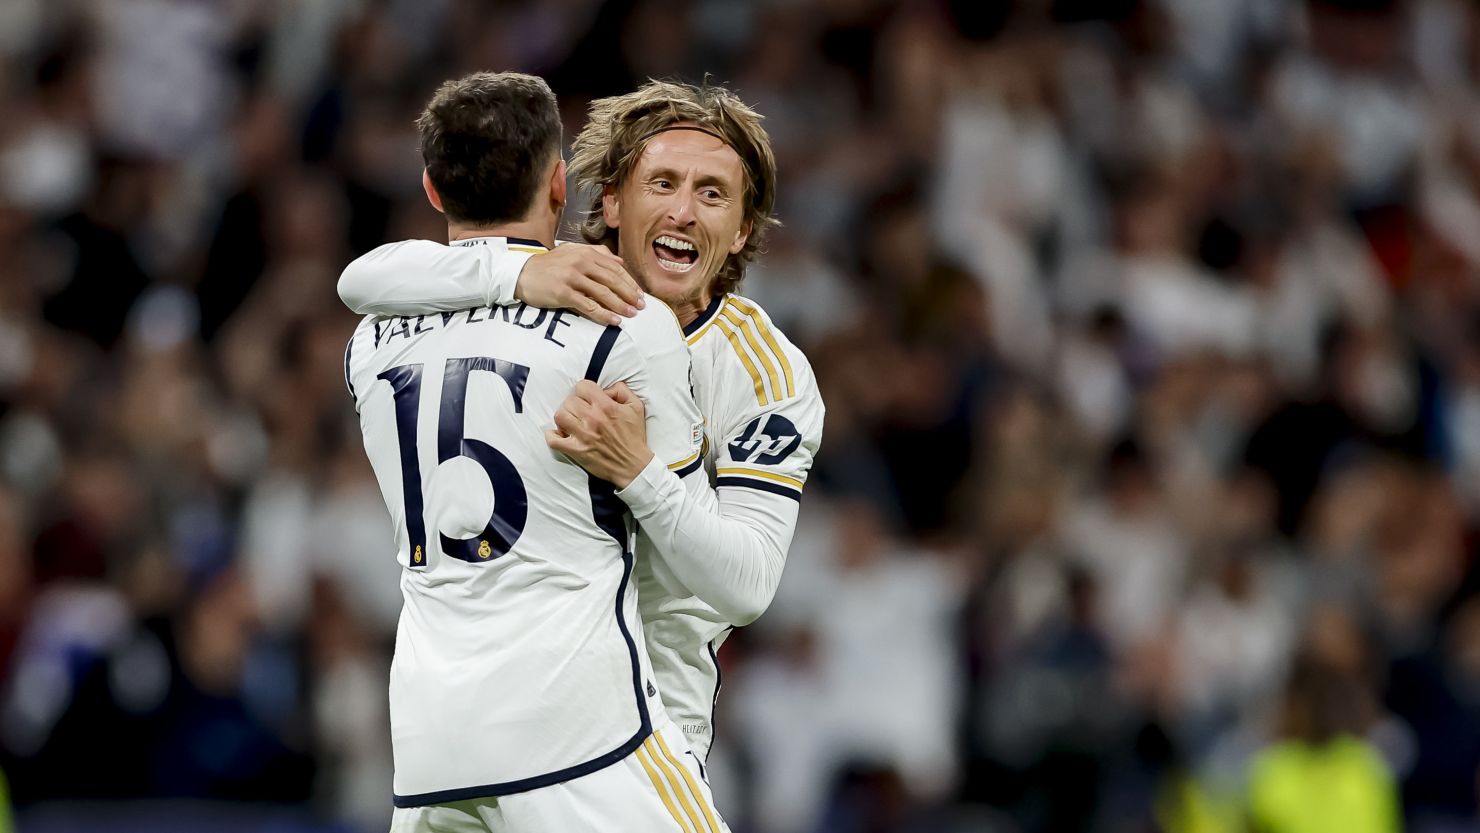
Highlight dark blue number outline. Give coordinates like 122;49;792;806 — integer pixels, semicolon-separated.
378;357;531;567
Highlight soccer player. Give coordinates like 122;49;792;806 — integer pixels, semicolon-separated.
344;72;723;831
339;80;825;785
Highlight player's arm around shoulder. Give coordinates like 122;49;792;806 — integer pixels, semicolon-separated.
337;238;643;326
337;239;515;314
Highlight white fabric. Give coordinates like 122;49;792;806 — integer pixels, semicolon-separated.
339;238;530;315
619;456;793;627
337;243;825;762
346;236;702;801
388;723;729;833
632;294;824;759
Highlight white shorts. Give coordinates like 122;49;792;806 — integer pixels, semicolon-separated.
389;724;728;833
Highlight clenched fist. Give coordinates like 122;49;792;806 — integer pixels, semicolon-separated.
545;381;652;488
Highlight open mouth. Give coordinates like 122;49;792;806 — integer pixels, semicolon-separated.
653;235;699;273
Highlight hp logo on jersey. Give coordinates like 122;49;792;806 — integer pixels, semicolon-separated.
728;414;802;465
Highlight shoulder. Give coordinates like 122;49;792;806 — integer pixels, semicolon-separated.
339;238;456;279
696;294;820;413
614;293;689;358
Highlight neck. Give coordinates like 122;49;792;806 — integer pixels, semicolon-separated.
671;292;714;327
448;216;555;249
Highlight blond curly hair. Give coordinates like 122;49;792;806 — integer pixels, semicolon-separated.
569;80;779;298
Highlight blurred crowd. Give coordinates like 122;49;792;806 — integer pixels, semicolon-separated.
0;0;1479;831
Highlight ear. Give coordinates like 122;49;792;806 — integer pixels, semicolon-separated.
422;169;445;215
601;184;621;230
549;158;568;213
728;218;752;256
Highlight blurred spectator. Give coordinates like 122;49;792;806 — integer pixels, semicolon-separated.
733;499;964;832
1248;656;1401;833
1060;438;1188;651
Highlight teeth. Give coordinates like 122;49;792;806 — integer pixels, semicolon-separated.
656;257;696;273
656;235;696;252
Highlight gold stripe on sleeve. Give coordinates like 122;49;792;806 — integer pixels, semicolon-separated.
728;297;795;398
721;307;780;404
716;467;805;490
667;449;702;472
713;318;767;406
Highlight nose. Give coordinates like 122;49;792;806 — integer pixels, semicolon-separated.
666;187;696;227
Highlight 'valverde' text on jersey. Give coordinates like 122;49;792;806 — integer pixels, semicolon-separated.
344;237;702;807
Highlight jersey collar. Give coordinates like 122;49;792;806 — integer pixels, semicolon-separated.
682;293;726;338
450;235;551;251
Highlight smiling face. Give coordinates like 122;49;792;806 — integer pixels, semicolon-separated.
602;127;752;321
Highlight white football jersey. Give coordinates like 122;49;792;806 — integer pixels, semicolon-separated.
633;293;824;759
344;236;704;807
338;240;824;764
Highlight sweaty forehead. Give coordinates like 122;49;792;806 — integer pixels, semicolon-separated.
634;129;744;184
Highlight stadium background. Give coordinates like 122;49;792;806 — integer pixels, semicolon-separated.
0;0;1477;831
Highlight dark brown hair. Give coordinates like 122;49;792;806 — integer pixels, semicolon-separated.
569;80;779;297
416;72;561;226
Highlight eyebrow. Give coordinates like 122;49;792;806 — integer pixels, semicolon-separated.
645;166;735;192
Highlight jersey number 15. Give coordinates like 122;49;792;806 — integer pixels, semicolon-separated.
377;357;530;567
